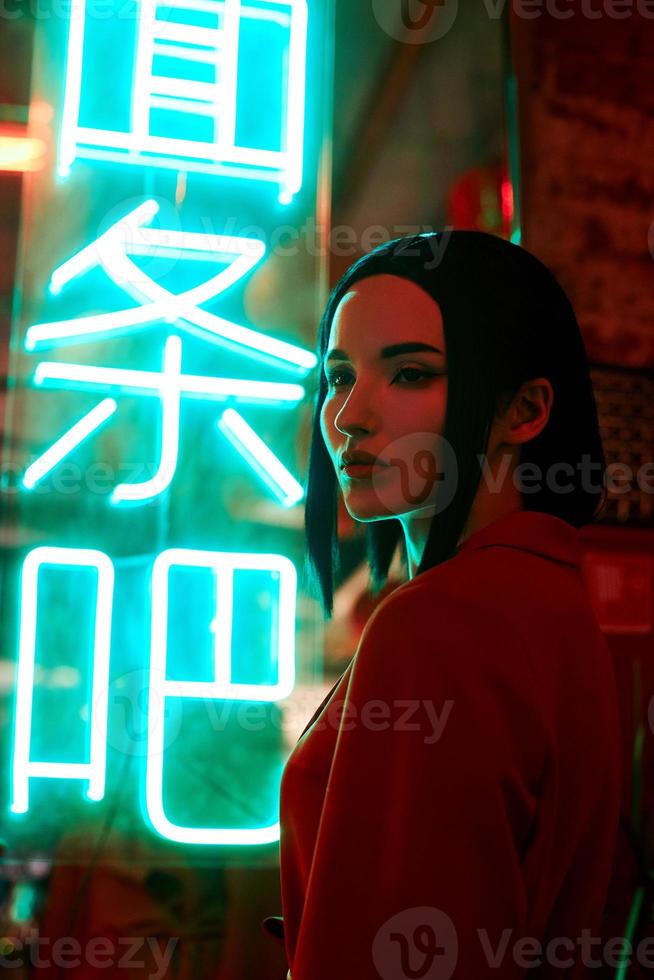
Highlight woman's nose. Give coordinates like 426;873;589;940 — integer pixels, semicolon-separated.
333;383;377;437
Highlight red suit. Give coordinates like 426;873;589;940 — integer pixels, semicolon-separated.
274;510;622;978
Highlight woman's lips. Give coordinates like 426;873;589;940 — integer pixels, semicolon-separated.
342;462;378;478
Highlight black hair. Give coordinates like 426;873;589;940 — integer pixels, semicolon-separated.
304;230;606;617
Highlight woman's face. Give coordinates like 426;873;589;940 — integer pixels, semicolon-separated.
320;273;448;522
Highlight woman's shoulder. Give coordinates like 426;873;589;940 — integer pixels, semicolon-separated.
355;567;513;685
362;557;507;642
348;572;548;751
353;529;606;710
374;516;589;639
354;541;579;696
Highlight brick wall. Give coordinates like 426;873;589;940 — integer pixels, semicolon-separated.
511;8;654;368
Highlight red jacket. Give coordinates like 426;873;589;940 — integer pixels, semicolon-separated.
274;510;622;978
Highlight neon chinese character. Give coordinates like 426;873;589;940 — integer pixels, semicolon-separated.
12;545;295;846
23;200;313;506
59;0;308;203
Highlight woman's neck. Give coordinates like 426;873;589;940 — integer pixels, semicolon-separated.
400;450;524;579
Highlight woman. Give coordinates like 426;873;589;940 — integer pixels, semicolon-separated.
264;231;622;979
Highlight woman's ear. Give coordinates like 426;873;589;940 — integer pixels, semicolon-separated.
496;377;554;447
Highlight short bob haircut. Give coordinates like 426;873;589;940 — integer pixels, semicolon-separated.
304;231;606;617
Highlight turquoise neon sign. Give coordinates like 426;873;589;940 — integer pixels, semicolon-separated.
59;0;308;203
22;200;314;505
6;0;321;854
12;547;296;845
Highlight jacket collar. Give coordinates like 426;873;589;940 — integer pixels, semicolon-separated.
455;509;582;567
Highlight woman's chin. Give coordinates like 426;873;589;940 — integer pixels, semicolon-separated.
342;490;398;523
343;492;441;524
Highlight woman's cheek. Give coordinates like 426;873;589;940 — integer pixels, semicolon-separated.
319;400;339;461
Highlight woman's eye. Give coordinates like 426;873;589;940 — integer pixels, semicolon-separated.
393;366;435;384
325;369;353;388
327;367;434;388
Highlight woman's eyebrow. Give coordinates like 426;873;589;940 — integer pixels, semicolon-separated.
324;342;443;363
